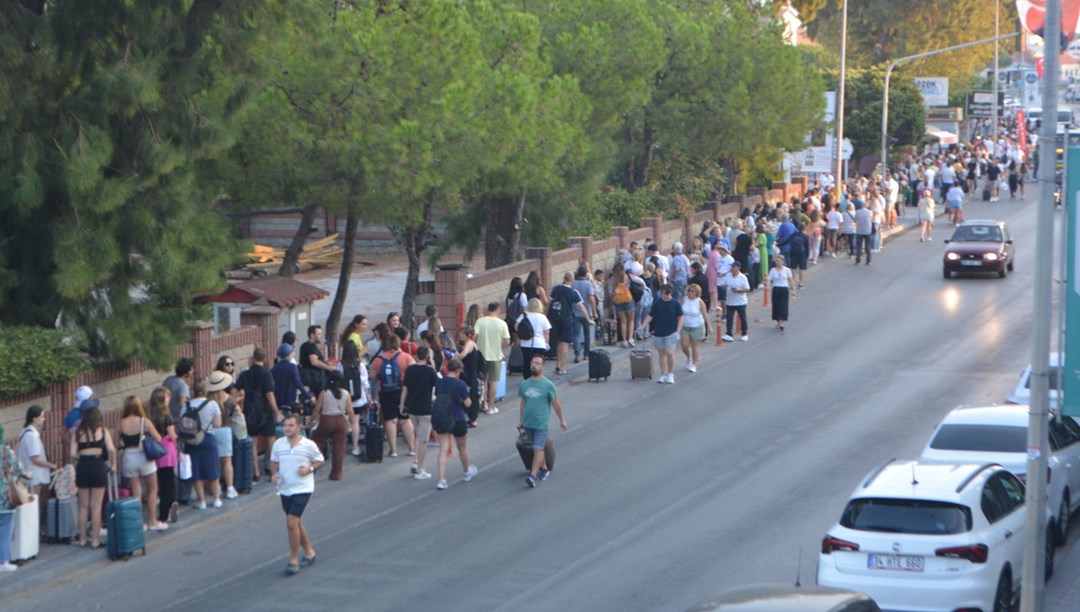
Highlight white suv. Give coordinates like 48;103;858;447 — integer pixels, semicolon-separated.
817;461;1052;612
920;404;1080;545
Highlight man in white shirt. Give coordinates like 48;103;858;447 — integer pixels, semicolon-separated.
271;414;325;576
721;261;751;342
712;244;734;318
646;243;669;276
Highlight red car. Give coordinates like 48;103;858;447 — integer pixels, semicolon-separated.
942;220;1015;278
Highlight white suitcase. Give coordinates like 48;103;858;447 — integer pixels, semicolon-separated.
11;494;40;563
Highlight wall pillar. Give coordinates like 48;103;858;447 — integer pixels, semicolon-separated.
241;306;281;362
568;236;593;270
190;322;215;385
612;226;629;254
524;247;552;292
640;217;663;251
434;265;467;339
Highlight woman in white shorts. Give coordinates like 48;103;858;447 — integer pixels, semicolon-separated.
116;396;166;531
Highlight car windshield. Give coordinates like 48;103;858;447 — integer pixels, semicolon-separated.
841;498;971;535
929;424;1026;452
950;225;1002;242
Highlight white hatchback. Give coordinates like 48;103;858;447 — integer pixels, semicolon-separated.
920;404;1080;545
817;461;1052;612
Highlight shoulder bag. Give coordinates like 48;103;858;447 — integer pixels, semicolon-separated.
141;418;167;460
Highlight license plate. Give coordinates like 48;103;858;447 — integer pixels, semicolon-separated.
960;260;982;267
867;553;925;572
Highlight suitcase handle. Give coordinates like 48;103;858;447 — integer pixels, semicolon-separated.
107;470;120;502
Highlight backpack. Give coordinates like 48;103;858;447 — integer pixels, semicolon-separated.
431;385;456;433
613;282;633;305
516;313;535;343
629;279;644;303
377;352;403;392
506;294;525;329
548;293;569;322
64;406;83;430
177;399;211;447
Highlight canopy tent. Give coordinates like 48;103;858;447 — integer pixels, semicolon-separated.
925;126;959;145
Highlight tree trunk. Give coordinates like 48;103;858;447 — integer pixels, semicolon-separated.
323;205;357;358
623;119;638;191
635;123;656;190
483;190;525;269
399;192;434;332
279;204;317;278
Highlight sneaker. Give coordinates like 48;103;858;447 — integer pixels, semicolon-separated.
463;465;478;482
740;335;749;342
410;462;419;475
0;562;17;572
538;468;550;481
285;563;300;576
212;498;223;509
225;487;238;499
491;407;499;414
436;479;448;490
525;474;537;488
414;470;432;480
150;521;169;531
195;502;207;511
687;363;697;373
407;450;416;457
665;374;675;385
351;447;362;457
628;339;636;347
721;335;734;342
389;452;399;458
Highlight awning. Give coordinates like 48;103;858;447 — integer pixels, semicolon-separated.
925;126;958;145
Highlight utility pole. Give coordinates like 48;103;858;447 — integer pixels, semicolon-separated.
992;0;1000;138
1021;0;1059;609
833;0;848;200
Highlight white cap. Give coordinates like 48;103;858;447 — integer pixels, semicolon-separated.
75;386;93;403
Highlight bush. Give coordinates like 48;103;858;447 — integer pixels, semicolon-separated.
0;326;92;399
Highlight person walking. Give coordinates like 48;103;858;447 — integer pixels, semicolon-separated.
766;255;796;333
270;413;325;576
918;189;936;242
636;283;684;385
401;346;438;479
840;204;857;258
721;261;751;343
679;284;710;373
432;359;477;491
945;182;965;226
310;371;353;481
519;355;568;488
853;204;873;266
475;302;510;411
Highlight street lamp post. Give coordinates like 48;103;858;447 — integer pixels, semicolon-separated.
834;0;848;200
880;34;1019;176
992;0;1000;138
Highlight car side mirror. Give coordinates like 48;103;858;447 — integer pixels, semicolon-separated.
943;239;950;244
1005;239;1013;244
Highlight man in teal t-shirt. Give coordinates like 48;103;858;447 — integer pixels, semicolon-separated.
518;355;567;488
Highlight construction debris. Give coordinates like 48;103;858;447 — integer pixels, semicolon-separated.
230;233;376;278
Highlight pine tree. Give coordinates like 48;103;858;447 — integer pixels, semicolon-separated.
0;1;274;368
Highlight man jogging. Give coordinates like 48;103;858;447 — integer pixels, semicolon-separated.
270;413;325;576
519;355;567;488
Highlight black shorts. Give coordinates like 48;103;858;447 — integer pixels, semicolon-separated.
252;417;276;438
788;251;808;270
379;391;404;420
452;420;468;438
280;493;312;517
76;455;109;489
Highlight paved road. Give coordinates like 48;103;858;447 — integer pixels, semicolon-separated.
5;191;1070;611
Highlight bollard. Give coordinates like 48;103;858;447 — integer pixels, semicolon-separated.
763;283;769;307
715;307;724;346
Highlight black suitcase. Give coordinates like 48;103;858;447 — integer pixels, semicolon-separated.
587;349;611;381
545;324;559;360
508;343;525;374
982;187;991;201
515;429;556;473
233;437;254;494
365;406;384;463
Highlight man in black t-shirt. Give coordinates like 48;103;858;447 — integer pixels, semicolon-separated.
985;159;1002;201
299;325;335;395
236;347;281;481
400;346;438;480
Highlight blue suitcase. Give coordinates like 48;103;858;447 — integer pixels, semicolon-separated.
233;437;254;494
106;473;146;560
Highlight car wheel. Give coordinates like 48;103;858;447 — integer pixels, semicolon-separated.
943;267;951;279
998;267;1007;278
1007;258;1014;272
993;570;1012;612
1058;492;1071;545
1047;521;1056;582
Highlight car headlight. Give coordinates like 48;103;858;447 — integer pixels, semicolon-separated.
946;253;960;261
984;252;999;261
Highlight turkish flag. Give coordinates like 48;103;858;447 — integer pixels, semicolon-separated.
1019;0;1080;42
1037;57;1045;77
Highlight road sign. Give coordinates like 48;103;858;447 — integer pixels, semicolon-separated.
967;91;1005;118
1026;71;1039;84
841;139;854;161
1066;148;1080;417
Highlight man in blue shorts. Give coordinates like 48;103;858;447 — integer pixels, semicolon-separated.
636;283;684;385
270;414;325;576
519;355;567;488
549;272;592;375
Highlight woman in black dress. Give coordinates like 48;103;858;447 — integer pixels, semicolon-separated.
457;325;483;425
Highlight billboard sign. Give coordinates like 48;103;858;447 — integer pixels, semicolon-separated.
912;78;949;106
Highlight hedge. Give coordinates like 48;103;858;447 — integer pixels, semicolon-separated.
0;326;92;399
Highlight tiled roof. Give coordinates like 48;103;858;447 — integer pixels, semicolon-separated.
233;278;330;308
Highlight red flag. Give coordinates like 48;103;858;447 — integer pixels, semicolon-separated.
1037;57;1045;78
1017;110;1029;152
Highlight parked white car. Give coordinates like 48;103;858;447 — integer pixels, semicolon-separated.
1006;353;1061;410
817;461;1052;612
919;404;1080;544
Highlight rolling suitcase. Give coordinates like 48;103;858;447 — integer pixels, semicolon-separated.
507;344;524;374
982;187;991;201
46;496;79;543
496;361;507;400
11;494;40;563
106;473;146;560
365;406;384;463
515;429;556;473
545;324;559;360
588;349;612;381
233;437;254;494
630;349;654;380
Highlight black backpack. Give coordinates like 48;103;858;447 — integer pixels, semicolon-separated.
506;294;525;329
431;386;455;432
177;399;211;446
516;313;535;341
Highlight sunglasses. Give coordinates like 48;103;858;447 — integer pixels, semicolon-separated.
224;361;234;366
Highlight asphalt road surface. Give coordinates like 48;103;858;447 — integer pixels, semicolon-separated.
6;189;1062;611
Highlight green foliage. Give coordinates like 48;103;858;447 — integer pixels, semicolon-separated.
568;188;655;240
0;326;91;399
819;67;925;163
